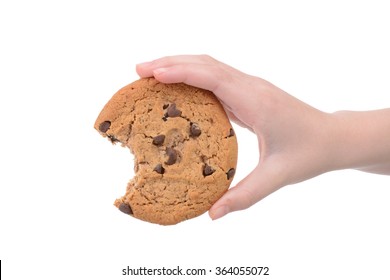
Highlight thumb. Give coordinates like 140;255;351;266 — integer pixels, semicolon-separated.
209;161;284;220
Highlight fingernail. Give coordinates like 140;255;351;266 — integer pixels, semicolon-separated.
210;205;229;220
153;68;168;75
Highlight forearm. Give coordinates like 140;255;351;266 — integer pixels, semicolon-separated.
329;109;390;175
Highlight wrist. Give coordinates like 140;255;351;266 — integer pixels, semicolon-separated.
324;111;355;171
327;109;390;173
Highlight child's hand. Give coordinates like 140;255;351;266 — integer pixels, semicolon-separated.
136;55;390;220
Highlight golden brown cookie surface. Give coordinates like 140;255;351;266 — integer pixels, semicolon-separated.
94;78;238;225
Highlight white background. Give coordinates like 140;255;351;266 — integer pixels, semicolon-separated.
1;1;389;279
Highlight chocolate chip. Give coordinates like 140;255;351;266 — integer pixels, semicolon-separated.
153;163;165;174
203;164;215;176
166;103;182;117
190;122;201;137
165;147;178;165
228;128;235;137
108;134;120;144
227;168;235;180
162;104;169;109
99;121;111;133
118;203;133;215
152;134;165;146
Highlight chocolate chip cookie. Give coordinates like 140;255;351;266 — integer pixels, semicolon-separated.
94;78;238;225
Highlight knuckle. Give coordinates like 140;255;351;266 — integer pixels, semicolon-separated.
199;54;215;63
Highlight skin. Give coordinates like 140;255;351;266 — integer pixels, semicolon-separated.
136;55;390;220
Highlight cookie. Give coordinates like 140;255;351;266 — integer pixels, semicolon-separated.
94;78;238;225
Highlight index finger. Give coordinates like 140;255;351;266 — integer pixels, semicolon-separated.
136;55;252;112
